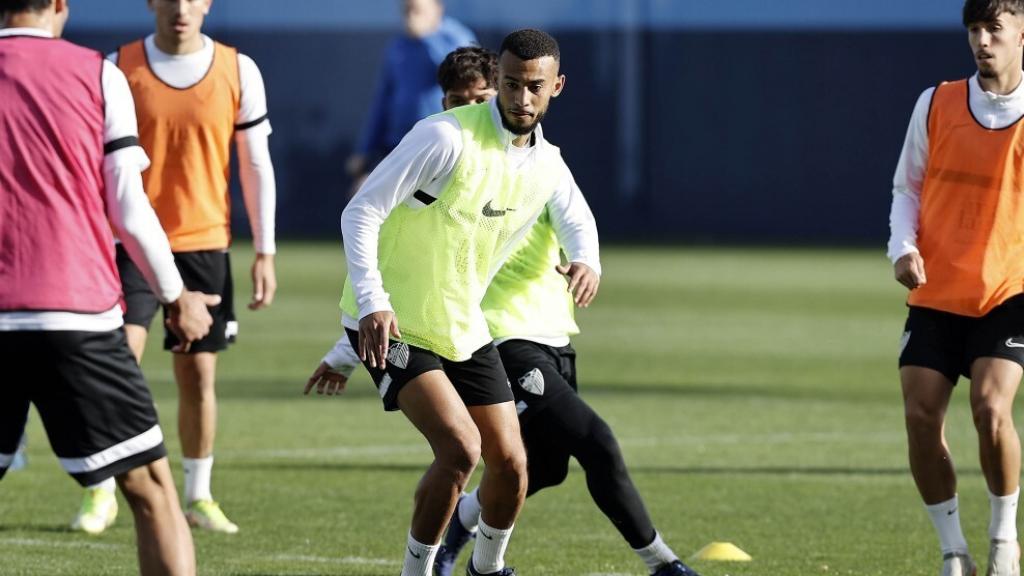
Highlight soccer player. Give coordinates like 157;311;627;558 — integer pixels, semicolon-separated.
0;0;220;573
73;0;279;535
334;30;600;576
889;1;1024;574
345;0;476;190
309;46;700;576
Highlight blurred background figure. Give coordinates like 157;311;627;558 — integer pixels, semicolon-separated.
344;0;476;195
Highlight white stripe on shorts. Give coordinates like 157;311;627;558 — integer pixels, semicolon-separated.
58;425;163;474
0;452;13;469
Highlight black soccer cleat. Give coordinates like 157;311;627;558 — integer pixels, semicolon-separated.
434;496;476;576
465;562;517;576
652;560;701;576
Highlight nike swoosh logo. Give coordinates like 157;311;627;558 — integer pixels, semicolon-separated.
408;547;421;559
947;507;957;516
479;529;494;540
1006;338;1024;348
481;200;516;218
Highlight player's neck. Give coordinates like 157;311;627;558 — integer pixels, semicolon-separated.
978;66;1024;96
3;12;53;34
153;32;204;56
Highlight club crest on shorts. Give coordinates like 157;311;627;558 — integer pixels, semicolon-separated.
388;342;410;369
517;368;544;396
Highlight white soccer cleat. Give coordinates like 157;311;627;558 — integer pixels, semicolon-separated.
70;487;118;535
185;499;239;534
987;540;1021;576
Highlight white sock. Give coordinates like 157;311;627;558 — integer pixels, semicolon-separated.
927;495;969;555
989;487;1020;542
402;532;440;576
472;518;514;574
183;456;213;503
633;531;679;573
458;489;481;532
87;477;116;494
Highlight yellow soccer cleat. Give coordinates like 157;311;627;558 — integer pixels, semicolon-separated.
185;500;239;534
70;487;118;535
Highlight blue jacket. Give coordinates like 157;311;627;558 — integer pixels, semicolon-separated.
357;17;477;159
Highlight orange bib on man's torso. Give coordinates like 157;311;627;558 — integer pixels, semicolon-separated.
910;79;1024;317
118;40;240;252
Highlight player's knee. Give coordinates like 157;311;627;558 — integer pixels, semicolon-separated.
581;417;626;473
903;400;944;434
437;434;481;485
971;397;1014;438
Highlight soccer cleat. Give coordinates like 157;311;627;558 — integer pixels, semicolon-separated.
185;500;239;534
652;560;702;576
987;540;1021;576
942;552;978;576
435;496;476;576
70;487;118;535
466;562;516;576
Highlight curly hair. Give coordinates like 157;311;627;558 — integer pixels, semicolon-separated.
1;0;52;12
963;0;1024;25
499;28;560;62
437;46;498;93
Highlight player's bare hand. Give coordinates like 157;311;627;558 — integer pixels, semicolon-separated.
894;252;927;290
556;262;600;308
249;253;277;310
304;362;349;396
166;289;221;353
358;311;401;369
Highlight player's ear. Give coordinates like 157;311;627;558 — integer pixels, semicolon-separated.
551;74;566;98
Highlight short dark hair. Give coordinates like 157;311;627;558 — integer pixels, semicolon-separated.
499;28;560;62
0;0;52;13
963;0;1024;25
438;46;498;93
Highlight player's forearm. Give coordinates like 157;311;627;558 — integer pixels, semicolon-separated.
322;335;360;378
104;159;183;303
236;129;277;255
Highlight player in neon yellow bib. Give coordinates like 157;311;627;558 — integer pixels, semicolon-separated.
310;44;698;576
327;31;599;576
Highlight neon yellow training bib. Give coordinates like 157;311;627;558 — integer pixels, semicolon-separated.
340;102;563;361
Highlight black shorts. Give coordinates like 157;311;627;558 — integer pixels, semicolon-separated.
0;329;167;486
497;340;578;426
345;329;513;412
117;245;236;353
899;294;1024;384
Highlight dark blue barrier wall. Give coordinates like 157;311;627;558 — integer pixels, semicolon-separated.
66;28;973;245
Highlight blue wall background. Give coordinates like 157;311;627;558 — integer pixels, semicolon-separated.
65;0;975;245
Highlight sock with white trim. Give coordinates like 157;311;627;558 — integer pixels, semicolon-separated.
472;518;514;573
458;488;481;532
633;531;679;573
989;487;1020;542
87;477;116;494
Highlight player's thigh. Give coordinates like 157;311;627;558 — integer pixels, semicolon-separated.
164;250;232;353
967;295;1024;406
497;339;577;425
24;329;167;486
398;370;480;460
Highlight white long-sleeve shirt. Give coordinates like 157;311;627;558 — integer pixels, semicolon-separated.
340;98;602;328
887;73;1024;262
108;34;277;255
0;27;183;332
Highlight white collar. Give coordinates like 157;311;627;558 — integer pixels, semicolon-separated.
0;27;53;38
970;72;1024;107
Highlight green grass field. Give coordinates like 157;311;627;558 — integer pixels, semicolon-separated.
0;242;1004;575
